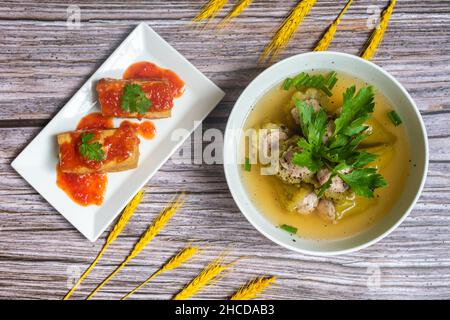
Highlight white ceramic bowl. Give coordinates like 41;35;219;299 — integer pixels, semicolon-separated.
223;52;428;256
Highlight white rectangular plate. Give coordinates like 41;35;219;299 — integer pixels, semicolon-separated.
11;23;225;241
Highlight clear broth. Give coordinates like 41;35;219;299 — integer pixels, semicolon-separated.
240;71;411;240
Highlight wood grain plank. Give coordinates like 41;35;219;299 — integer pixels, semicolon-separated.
0;1;449;121
1;124;449;299
0;0;449;300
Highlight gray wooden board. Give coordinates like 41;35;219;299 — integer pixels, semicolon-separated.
0;0;449;299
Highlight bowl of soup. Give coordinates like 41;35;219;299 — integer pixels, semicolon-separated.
223;52;428;255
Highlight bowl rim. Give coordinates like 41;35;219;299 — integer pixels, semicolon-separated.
223;51;429;256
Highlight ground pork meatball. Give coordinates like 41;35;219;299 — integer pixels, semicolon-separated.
316;168;349;194
277;147;315;184
259;123;289;155
295;191;319;214
323;120;334;144
316;199;337;223
290;98;321;125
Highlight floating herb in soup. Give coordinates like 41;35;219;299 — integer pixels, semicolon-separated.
241;71;410;240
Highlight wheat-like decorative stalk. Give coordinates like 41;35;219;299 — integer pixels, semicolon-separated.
314;0;353;51
121;246;199;300
86;193;186;299
361;0;396;60
173;255;234;300
218;0;253;27
193;0;228;24
229;276;276;300
259;0;317;64
63;190;144;300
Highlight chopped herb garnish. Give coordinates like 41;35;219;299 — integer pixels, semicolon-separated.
283;71;339;97
387;110;402;126
321;86;333;97
280;224;298;234
244;157;251;172
78;132;105;161
283;78;293;90
292;85;387;198
326;71;338;89
120;83;152;115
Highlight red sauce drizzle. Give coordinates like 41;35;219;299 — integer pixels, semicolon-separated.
56;164;107;206
123;61;185;98
77;112;113;130
59;130;104;171
57;113;137;206
57;61;173;206
59;125;139;174
97;79;174;117
120;120;156;140
104;123;140;161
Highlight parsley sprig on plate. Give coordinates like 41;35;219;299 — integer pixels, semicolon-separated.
292;84;387;198
78;132;105;161
120;83;152;115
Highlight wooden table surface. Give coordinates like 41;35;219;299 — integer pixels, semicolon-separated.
1;0;449;300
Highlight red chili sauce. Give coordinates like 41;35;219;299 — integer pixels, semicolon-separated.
97;61;185;118
77;112;113;130
97;78;175;118
123;61;185;98
56;113;139;206
57;61;173;206
56;164;107;206
120;120;156;140
104;123;140;161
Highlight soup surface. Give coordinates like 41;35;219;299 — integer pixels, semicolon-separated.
240;71;410;240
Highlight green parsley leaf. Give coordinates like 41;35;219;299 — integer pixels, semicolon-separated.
347;151;377;168
338;168;387;198
334;86;375;136
325;133;370;164
288;83;387;198
291;100;328;172
78;133;105;161
81;132;95;143
292;138;323;172
296;100;328;146
120;84;152;115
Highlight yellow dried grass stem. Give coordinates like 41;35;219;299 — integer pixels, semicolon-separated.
63;190;144;300
86;193;186;299
229;276;276;300
219;0;253;28
259;0;317;64
193;0;228;24
361;0;396;60
314;0;353;51
173;255;234;300
121;246;199;300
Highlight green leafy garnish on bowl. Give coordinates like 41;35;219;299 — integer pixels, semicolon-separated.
292;85;387;198
283;71;338;97
280;224;298;234
387;110;402;126
244;157;251;172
